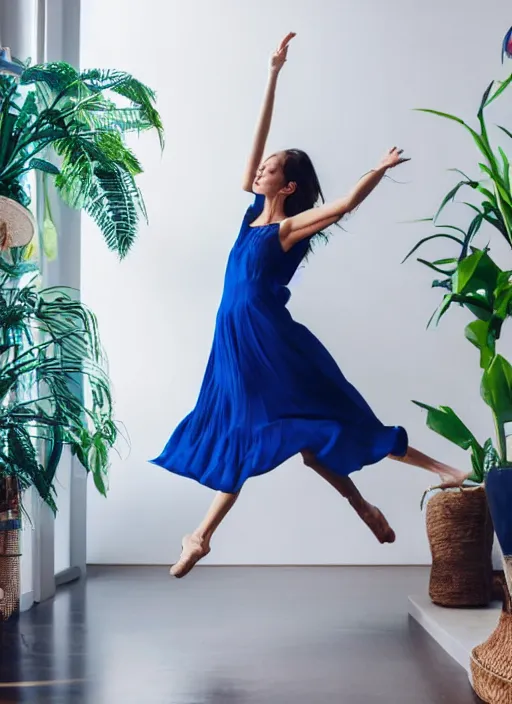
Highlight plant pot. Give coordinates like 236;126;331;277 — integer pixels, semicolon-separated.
0;478;21;621
485;468;512;599
426;486;494;607
471;575;512;703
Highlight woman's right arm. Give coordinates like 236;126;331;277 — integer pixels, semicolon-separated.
242;32;296;193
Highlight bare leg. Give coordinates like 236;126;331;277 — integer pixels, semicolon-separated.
301;451;396;544
171;491;239;578
389;446;469;487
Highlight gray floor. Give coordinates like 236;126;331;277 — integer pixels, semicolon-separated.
0;566;481;703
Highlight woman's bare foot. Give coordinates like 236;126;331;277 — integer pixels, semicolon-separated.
170;534;210;578
437;467;470;489
359;503;396;544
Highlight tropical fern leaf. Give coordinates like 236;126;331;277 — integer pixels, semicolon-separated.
85;165;143;258
80;68;164;148
21;62;79;94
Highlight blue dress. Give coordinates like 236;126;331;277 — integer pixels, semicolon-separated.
151;195;408;493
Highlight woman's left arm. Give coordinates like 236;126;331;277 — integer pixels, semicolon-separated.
279;147;410;251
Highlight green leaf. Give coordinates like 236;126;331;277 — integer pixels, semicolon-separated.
478;81;495;120
433;258;457;266
80;69;164;149
413;401;481;451
401;233;464;264
417;258;456;275
499;147;511;192
416;109;467;126
430;294;454;327
464;320;495;369
483;438;500;474
452;249;501;298
434;181;474;221
485;73;512;107
20;62;79;92
417;109;495;167
498;125;512;141
479;162;512;207
481;354;512;459
28;158;60;175
469;439;485;483
88;442;108;497
94;131;143;176
14;91;38;134
494;273;512;319
481;355;512;419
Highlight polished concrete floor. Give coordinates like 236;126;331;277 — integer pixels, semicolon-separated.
0;566;481;703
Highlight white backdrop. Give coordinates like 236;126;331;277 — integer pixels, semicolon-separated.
82;0;511;565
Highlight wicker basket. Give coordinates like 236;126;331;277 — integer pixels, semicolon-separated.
426;486;494;607
0;529;20;621
0;477;21;621
471;575;512;703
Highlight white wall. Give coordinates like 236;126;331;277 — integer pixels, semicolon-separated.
82;0;511;565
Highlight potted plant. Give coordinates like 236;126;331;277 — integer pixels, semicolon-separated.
406;26;512;700
0;53;163;256
0;258;117;619
0;52;163;619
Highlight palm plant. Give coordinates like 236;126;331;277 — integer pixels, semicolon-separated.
0;248;118;512
404;68;512;482
0;55;162;510
0;60;163;257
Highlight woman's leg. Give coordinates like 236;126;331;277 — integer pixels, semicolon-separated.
301;451;396;544
171;491;239;578
389;446;469;487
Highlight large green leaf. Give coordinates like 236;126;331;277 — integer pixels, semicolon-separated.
413;401;482;452
481;354;512;460
416;109;495;167
80;69;164;149
82;165;145;258
452;249;501;299
481;355;512;419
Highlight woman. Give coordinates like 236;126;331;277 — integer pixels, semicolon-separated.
151;33;468;577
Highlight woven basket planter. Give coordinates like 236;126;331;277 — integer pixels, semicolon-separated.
0;529;20;621
471;576;512;703
426;486;494;608
0;478;21;621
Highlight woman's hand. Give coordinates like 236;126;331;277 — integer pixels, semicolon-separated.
377;147;410;171
269;32;296;75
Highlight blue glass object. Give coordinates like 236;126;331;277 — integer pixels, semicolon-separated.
0;48;23;78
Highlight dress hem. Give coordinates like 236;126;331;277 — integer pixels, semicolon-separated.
150;421;409;494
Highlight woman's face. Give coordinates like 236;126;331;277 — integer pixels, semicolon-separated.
252;153;287;196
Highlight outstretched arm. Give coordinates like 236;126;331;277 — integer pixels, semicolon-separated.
242;32;296;193
279;148;410;249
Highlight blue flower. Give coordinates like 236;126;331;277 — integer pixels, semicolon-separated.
502;27;512;62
